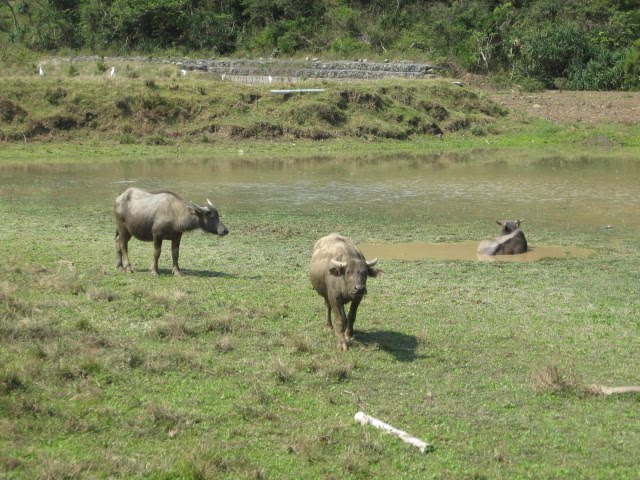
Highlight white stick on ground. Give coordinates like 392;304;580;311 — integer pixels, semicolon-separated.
354;411;429;453
589;385;640;395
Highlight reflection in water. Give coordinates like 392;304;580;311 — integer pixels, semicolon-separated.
2;150;639;232
359;241;593;263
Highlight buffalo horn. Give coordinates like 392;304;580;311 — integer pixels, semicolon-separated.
330;259;347;269
189;201;206;214
366;258;378;267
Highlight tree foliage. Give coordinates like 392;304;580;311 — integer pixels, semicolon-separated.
1;0;639;90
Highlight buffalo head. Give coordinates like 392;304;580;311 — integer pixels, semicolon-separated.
497;219;523;235
188;199;229;236
329;257;379;297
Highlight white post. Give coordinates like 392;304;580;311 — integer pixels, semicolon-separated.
354;411;429;453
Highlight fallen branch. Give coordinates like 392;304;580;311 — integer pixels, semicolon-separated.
354;411;429;453
588;385;640;396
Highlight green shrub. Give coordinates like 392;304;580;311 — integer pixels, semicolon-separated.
623;39;640;89
330;37;365;56
96;59;108;74
567;48;625;90
144;134;173;146
514;22;590;88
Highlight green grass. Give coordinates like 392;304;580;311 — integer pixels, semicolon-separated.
1;167;639;479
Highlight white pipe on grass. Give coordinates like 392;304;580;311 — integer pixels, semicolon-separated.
354;411;429;453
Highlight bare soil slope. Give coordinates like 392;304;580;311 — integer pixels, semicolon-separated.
487;89;640;125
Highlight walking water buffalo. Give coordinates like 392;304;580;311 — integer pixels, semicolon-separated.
477;219;527;255
114;188;228;276
309;234;379;351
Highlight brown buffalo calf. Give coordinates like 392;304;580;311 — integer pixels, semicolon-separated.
309;234;379;351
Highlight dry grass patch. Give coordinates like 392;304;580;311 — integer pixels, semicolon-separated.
206;312;237;334
86;287;118;302
153;314;198;339
309;356;356;382
273;357;293;383
288;333;313;354
216;334;233;353
148;288;189;307
147;402;195;435
532;364;585;396
0;282;31;321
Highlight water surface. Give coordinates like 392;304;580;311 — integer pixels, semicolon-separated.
359;241;593;262
1;152;638;259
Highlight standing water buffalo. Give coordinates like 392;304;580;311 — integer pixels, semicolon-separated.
477;219;527;255
309;234;379;351
114;188;228;276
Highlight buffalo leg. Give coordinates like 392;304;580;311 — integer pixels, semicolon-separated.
171;235;182;276
346;297;362;341
151;236;163;276
116;230;134;272
331;299;349;351
323;297;333;333
115;232;123;269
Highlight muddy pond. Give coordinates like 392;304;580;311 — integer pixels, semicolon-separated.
2;151;638;261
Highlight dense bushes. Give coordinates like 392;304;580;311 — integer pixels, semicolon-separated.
1;0;639;90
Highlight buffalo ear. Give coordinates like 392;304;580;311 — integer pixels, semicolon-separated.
187;205;198;215
368;267;382;278
496;220;503;226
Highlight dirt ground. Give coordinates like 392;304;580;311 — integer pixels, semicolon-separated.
458;72;640;125
486;89;640;125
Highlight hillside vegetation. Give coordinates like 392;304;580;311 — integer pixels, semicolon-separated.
1;0;640;91
0;62;507;144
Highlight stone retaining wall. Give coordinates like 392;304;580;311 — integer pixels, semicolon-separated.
68;56;440;82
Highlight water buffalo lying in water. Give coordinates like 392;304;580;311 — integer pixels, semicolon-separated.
477;219;527;255
114;188;228;276
309;234;379;351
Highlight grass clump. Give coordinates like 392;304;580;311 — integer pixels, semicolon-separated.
532;364;584;396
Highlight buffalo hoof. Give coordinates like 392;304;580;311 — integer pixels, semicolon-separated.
323;324;333;334
172;268;183;277
337;340;349;352
124;266;134;273
150;270;159;276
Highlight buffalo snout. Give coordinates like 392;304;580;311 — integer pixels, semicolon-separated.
351;284;367;296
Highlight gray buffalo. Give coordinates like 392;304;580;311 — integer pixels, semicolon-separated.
477;219;527;255
309;234;379;351
114;188;228;276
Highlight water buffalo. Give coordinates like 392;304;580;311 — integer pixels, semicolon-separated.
309;234;379;351
114;188;228;276
477;219;527;255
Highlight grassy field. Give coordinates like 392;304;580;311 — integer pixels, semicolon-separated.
1;60;640;479
1;153;640;479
